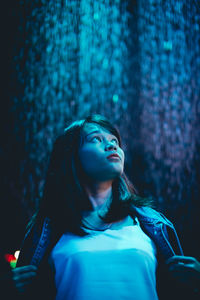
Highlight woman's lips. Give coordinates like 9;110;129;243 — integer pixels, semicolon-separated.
106;154;121;160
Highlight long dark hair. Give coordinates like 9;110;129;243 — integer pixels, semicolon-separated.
32;114;153;236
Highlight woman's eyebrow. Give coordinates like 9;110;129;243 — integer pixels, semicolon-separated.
85;130;101;138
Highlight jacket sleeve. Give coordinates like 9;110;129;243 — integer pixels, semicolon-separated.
17;217;52;267
14;218;56;300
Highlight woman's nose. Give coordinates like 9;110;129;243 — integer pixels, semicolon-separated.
105;142;117;151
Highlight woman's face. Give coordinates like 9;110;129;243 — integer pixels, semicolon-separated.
78;123;124;182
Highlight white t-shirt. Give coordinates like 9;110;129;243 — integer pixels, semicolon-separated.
49;216;158;300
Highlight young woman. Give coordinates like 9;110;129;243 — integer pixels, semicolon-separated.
6;115;200;299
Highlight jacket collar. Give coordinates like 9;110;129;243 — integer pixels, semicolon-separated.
132;206;174;228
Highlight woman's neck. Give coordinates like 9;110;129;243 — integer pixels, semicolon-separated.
84;181;113;210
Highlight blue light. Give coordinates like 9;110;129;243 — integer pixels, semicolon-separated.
163;41;172;51
103;58;109;69
113;94;119;102
93;13;99;20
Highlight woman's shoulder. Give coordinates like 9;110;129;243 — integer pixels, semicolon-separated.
131;205;174;227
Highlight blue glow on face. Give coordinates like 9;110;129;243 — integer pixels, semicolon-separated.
79;123;124;182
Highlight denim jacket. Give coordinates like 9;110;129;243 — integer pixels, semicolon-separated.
17;206;183;267
16;206;187;300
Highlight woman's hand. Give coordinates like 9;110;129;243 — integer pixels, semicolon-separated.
166;255;200;291
11;265;38;293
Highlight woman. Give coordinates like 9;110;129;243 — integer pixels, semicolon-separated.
7;115;200;299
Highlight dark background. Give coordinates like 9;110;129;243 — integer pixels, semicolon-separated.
0;0;199;270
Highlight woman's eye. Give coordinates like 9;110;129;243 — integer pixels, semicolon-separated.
91;136;102;142
111;138;119;145
90;136;119;145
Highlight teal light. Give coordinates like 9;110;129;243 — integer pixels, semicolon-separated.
93;13;99;20
102;58;109;69
163;41;172;51
113;94;119;102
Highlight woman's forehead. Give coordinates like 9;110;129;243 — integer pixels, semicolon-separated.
82;123;113;136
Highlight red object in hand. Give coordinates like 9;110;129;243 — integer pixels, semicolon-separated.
4;253;16;263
